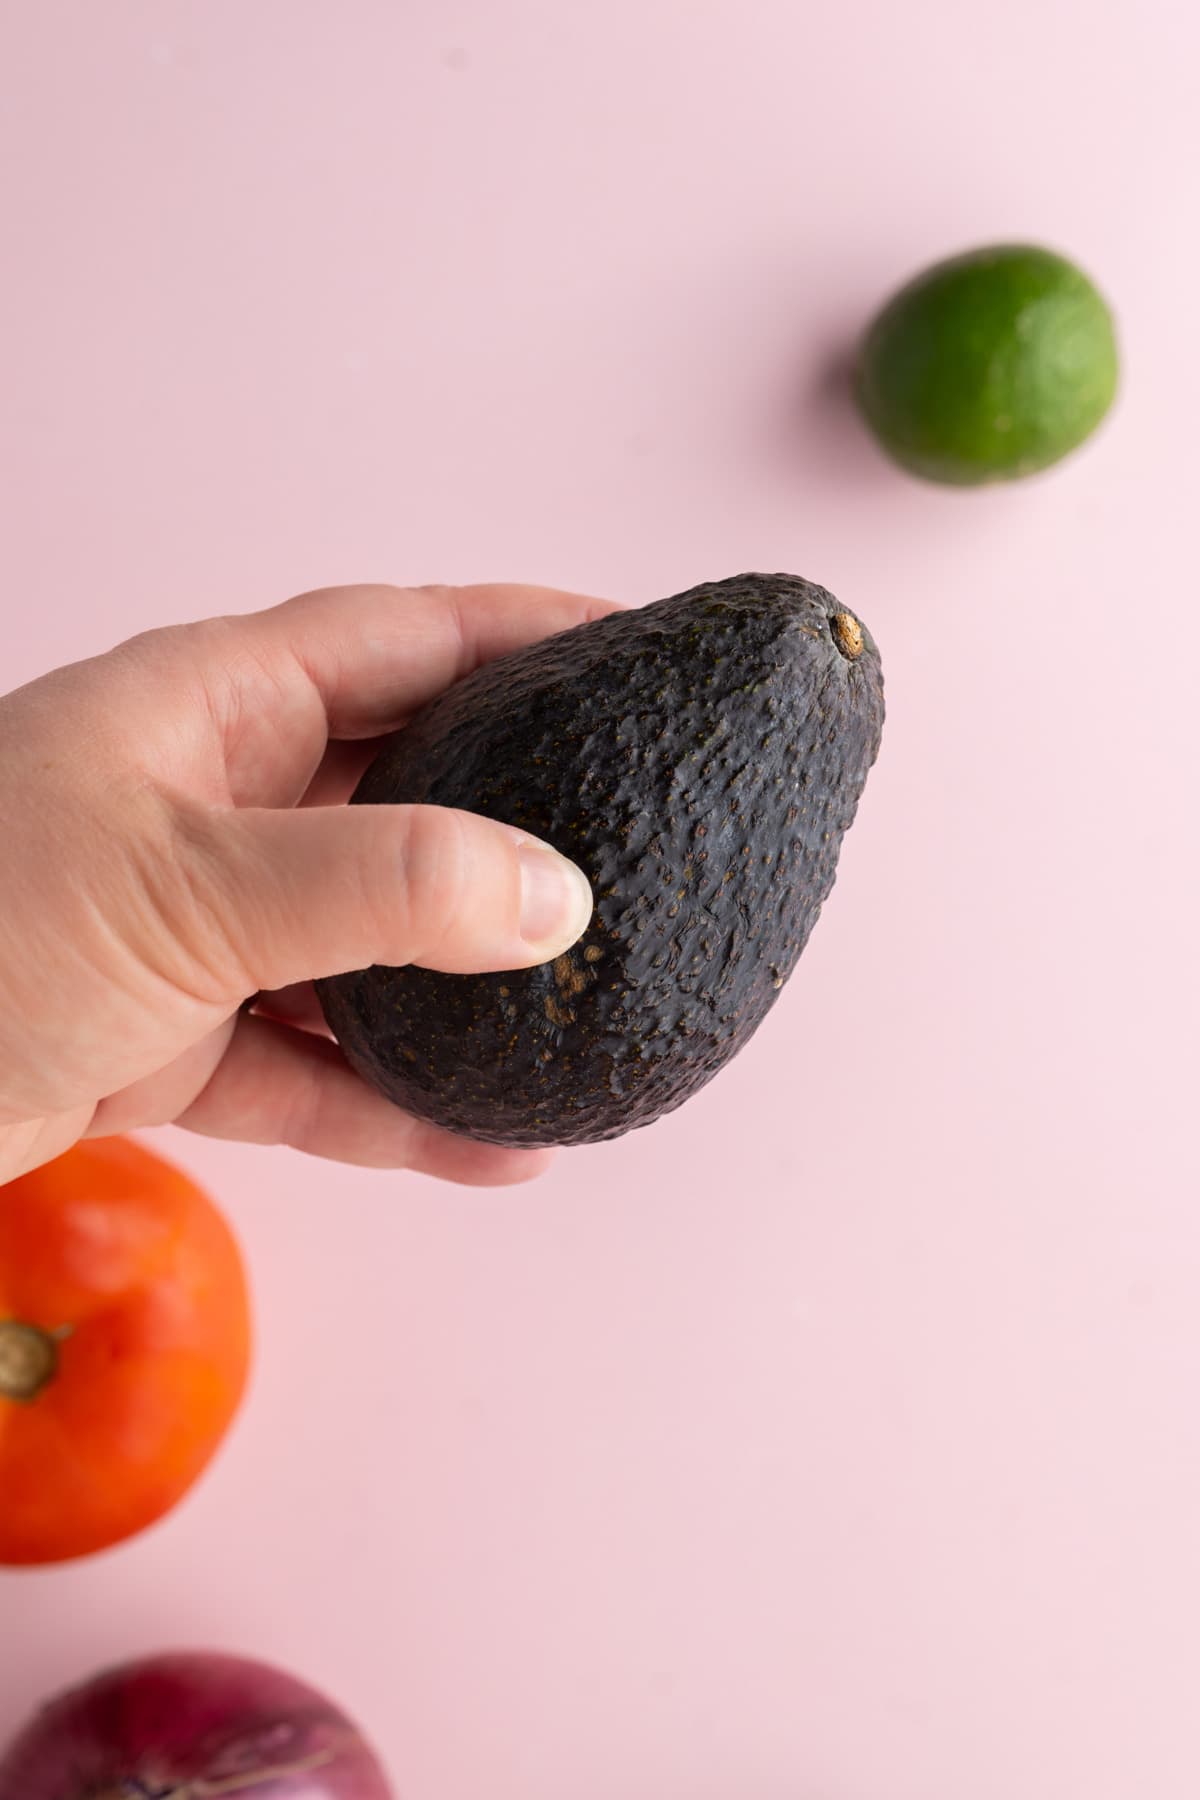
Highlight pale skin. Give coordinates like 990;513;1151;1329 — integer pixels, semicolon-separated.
0;583;617;1186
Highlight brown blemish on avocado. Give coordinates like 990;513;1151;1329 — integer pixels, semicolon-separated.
553;952;589;997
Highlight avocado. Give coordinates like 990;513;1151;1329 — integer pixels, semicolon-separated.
316;572;884;1146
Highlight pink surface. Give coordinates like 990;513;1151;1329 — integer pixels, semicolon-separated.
1;2;1198;1795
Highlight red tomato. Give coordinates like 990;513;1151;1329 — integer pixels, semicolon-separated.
0;1137;251;1565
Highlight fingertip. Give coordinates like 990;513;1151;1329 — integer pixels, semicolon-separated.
405;809;594;977
516;840;594;957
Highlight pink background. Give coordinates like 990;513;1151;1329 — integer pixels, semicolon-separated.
2;3;1198;1795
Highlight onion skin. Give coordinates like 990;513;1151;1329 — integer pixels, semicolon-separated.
0;1652;393;1800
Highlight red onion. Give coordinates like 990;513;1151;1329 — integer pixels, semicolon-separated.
0;1652;393;1800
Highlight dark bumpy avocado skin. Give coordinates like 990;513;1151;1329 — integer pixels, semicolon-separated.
317;573;884;1146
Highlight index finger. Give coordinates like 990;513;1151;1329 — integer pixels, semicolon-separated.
224;582;625;740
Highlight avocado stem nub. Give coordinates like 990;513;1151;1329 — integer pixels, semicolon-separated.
832;612;864;660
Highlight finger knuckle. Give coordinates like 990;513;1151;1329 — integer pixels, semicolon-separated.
121;798;247;1005
390;806;470;964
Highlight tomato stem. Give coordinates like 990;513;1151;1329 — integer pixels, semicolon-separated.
0;1319;60;1402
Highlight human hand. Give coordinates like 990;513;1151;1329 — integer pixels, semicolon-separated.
0;584;614;1185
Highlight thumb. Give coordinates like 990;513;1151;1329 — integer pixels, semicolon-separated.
197;804;595;994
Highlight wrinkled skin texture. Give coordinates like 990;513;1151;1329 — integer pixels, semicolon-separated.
319;573;885;1146
0;1652;392;1800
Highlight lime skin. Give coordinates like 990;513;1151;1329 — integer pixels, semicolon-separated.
856;244;1119;485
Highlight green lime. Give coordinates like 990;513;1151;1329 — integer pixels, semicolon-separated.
856;244;1118;485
